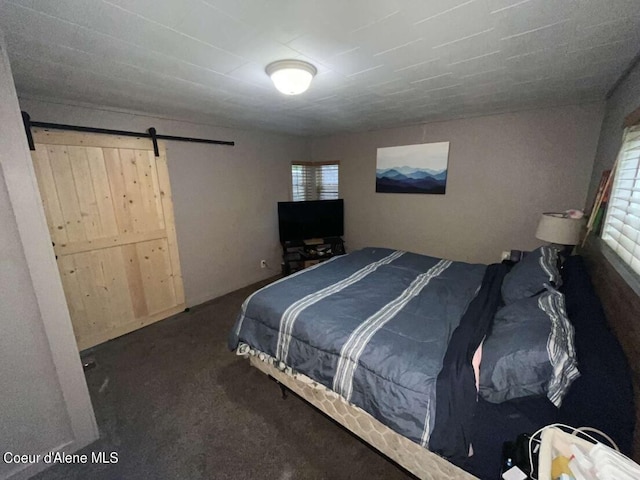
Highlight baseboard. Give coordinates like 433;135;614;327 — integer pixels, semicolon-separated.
187;274;281;308
2;436;95;480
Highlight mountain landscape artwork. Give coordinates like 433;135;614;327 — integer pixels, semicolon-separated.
376;142;450;194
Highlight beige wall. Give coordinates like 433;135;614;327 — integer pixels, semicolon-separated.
0;32;97;480
311;104;604;264
19;98;308;306
0;167;72;480
586;60;640;208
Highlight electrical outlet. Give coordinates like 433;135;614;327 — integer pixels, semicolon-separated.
260;260;267;269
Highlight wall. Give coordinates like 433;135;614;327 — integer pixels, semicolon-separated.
586;60;640;207
0;32;97;480
19;98;308;307
311;103;604;264
0;167;72;480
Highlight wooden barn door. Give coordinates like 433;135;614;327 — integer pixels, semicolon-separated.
31;129;185;350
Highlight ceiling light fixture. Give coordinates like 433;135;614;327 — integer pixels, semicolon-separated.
266;59;317;95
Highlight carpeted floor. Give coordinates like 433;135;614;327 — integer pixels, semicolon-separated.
34;278;414;480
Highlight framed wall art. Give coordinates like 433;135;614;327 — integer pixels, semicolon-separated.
376;142;449;194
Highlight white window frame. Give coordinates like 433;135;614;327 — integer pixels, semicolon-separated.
601;125;640;280
291;161;340;201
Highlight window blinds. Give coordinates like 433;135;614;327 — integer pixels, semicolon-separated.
291;163;315;201
602;125;640;275
291;161;339;201
316;163;339;200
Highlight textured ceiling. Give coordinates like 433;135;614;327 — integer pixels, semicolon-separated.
1;0;639;136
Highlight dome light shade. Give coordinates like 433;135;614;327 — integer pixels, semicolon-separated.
266;60;317;95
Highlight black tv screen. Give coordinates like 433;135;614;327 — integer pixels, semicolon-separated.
278;199;344;242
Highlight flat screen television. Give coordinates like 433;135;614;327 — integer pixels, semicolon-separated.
278;199;344;242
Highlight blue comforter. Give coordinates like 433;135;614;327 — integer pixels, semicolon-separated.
229;247;500;456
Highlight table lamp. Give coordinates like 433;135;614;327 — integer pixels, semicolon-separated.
536;212;584;254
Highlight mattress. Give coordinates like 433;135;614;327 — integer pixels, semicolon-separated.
229;247;507;460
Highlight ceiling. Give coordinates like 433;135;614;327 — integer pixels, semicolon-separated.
2;0;639;136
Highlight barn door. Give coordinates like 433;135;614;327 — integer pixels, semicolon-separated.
31;129;185;350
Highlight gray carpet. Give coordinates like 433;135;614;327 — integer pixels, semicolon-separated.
34;278;414;480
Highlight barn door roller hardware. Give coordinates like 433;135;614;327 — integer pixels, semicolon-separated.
21;111;234;156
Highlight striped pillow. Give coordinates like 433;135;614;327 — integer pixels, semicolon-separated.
480;288;580;406
502;246;560;305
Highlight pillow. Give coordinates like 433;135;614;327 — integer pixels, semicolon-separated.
502;246;560;305
479;289;579;406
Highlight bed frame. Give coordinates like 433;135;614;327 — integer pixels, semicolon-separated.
243;350;477;480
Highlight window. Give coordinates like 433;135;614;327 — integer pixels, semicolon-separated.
602;125;640;275
291;163;315;201
291;161;339;201
316;163;339;200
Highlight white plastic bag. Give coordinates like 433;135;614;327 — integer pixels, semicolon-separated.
534;424;639;480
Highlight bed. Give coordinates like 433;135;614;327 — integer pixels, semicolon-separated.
228;247;635;479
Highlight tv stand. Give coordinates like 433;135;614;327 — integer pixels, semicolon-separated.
281;237;345;275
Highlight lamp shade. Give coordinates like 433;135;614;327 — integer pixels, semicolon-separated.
266;60;317;95
535;213;583;245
